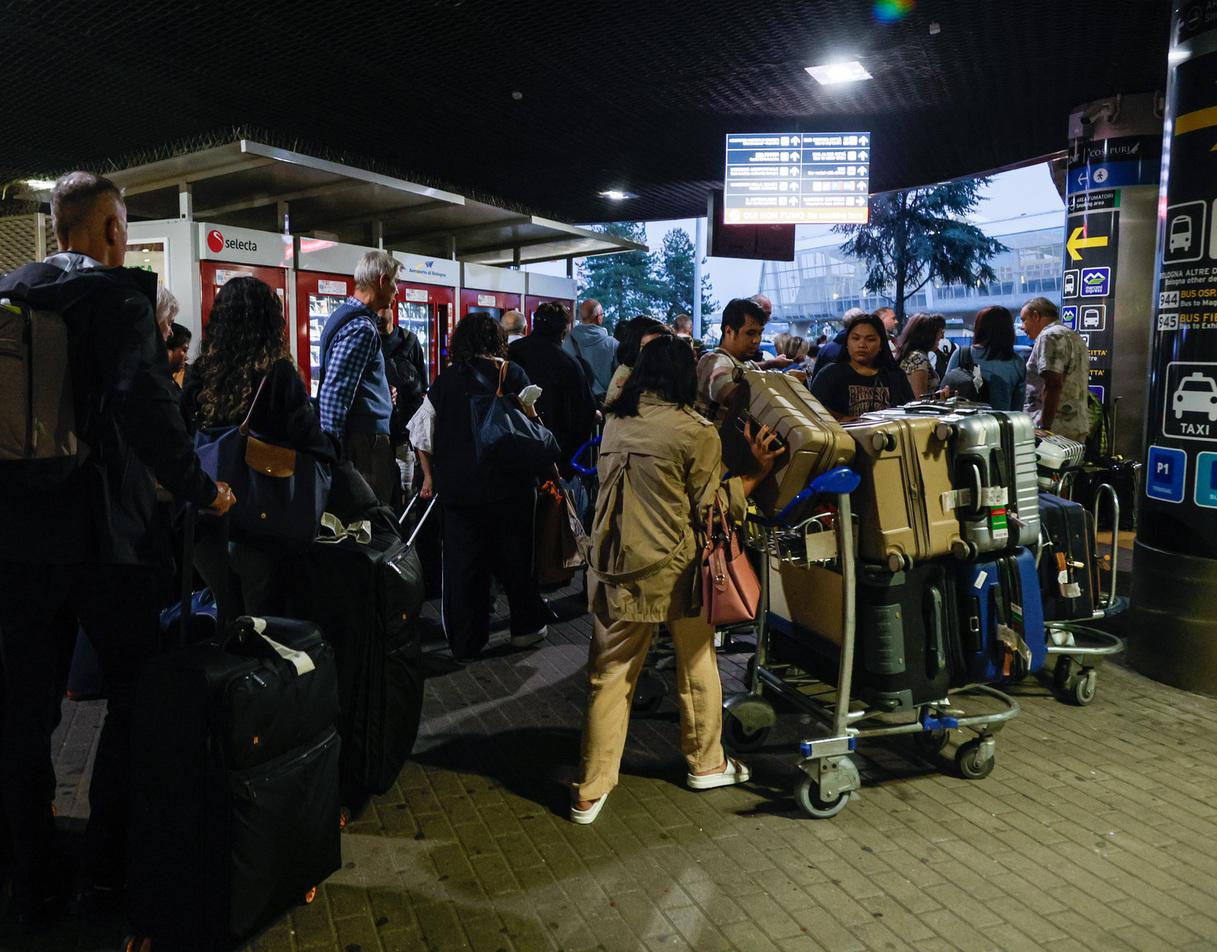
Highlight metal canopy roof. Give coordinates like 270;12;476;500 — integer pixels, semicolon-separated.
14;139;645;265
0;0;1174;224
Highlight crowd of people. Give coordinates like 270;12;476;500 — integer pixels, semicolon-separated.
0;169;1093;928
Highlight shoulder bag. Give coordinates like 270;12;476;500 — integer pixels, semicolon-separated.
468;360;560;476
700;493;760;626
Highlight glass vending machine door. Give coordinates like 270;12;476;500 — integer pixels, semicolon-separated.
397;300;431;381
309;294;348;396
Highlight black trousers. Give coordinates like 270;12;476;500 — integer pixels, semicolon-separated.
0;561;158;898
440;492;548;659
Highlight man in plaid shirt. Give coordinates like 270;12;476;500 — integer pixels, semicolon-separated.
318;250;400;504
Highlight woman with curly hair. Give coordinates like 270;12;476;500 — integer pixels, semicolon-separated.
417;312;552;661
181;276;337;617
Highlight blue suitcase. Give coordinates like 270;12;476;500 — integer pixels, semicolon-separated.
956;547;1046;683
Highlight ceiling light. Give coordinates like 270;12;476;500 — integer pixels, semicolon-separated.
599;189;636;200
805;61;873;85
22;178;57;190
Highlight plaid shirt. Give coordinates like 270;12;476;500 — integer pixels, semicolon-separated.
318;298;382;436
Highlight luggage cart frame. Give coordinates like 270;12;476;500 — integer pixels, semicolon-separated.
1041;481;1125;705
723;468;1019;819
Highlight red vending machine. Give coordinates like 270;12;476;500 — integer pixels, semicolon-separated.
525;272;577;323
459;262;525;323
197;222;294;334
293;239;381;395
394;252;460;380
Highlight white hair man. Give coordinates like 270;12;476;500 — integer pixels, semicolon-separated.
501;309;527;343
1021;296;1089;441
318;249;401;503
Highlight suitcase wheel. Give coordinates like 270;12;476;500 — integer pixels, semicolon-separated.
303;886;318;905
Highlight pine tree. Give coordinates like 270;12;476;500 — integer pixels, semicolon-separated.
833;179;1007;328
653;228;717;322
576;222;660;329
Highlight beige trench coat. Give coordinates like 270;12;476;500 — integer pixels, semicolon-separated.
587;394;747;622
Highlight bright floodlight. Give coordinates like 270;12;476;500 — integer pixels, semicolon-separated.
805;61;873;85
599;190;635;200
23;178;58;190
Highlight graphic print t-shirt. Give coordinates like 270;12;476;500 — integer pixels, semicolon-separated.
810;363;913;418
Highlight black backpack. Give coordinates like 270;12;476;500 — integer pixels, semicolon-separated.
941;346;988;402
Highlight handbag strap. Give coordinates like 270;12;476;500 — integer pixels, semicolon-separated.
496;359;510;397
238;375;270;436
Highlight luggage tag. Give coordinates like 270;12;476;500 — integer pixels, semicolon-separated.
989;506;1009;543
247;617;317;677
1054;553;1082;598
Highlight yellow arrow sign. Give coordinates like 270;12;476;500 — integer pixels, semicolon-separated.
1066;226;1109;262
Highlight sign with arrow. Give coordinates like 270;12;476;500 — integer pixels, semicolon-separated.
1066;225;1110;262
1060;190;1120;403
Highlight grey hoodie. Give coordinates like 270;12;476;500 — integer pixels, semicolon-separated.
562;323;619;400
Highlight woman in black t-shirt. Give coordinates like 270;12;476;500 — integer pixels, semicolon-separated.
810;312;913;422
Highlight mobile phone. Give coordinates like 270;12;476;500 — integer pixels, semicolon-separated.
734;414;786;451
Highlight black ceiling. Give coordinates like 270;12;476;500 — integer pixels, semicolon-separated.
2;0;1173;224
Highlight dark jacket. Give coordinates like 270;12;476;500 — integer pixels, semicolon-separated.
181;357;338;463
810;329;849;382
0;254;216;564
508;334;597;478
429;357;537;506
381;325;427;442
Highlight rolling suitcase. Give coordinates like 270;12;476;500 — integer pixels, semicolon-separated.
294;499;429;804
722;369;855;518
128;509;342;951
956;547;1046;684
1037;493;1098;620
1067;458;1140;531
888;403;1041;555
844;415;963;570
768;560;959;712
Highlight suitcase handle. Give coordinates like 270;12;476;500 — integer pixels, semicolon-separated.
926;587;947;676
570;435;602;476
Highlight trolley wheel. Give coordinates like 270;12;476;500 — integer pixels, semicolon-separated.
723;715;770;754
794;774;850;819
631;672;667;716
1070;669;1098;707
1053;656;1076;693
913;729;950;758
303;886;318;905
955;739;996;780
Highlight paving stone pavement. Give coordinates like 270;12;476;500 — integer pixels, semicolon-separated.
42;584;1217;952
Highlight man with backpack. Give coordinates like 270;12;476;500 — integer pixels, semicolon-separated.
317;250;399;505
0;172;233;927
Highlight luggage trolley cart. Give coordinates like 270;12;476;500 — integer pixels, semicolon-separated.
723;467;1020;819
1041;482;1126;706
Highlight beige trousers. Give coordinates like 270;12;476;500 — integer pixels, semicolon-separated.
574;612;726;801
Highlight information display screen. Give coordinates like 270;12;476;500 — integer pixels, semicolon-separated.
723;132;871;225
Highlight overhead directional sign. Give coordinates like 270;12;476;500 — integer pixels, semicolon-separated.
723;132;871;225
1066;226;1110;262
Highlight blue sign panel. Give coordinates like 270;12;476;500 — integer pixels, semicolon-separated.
1080;266;1111;297
1196;453;1217;508
1147;445;1187;504
1062;305;1079;328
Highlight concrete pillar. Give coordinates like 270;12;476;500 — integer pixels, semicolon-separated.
1130;6;1217;694
1061;94;1162;459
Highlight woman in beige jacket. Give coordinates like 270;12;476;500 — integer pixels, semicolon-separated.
572;335;781;824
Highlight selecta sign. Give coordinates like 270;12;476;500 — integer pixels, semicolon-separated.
197;222;290;268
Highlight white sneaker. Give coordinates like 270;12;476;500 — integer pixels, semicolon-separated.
687;757;751;790
510;626;547;649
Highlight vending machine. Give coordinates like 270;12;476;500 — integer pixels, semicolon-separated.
197;222;294;335
394;252;459;381
126;218;199;333
294;238;381;395
524;272;577;323
459;262;524;323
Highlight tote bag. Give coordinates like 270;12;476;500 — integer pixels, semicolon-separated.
468;360;559;476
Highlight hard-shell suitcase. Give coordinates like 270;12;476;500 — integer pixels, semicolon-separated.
844;415;963;570
295;501;428;803
769;560;959;712
128;509;342;951
718;369;855;517
1037;493;1098;621
888;403;1041;555
956;547;1046;684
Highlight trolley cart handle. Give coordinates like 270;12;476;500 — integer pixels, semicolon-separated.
1093;482;1120;610
570;435;602;476
770;466;862;526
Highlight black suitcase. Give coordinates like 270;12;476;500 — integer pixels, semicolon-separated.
1068;459;1140;531
1037;493;1098;621
127;511;342;951
294;499;429;803
769;560;958;712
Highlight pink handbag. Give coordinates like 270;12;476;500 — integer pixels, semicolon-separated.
701;500;761;626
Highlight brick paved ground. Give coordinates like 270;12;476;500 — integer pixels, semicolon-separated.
32;575;1217;952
